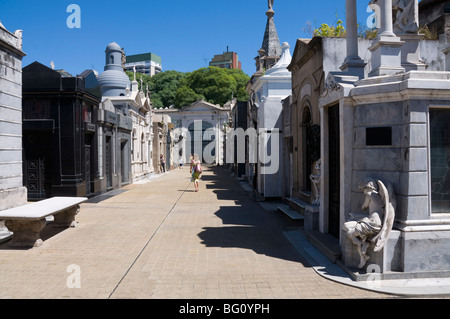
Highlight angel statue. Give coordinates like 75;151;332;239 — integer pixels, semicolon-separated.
268;0;274;10
392;0;419;34
343;179;396;269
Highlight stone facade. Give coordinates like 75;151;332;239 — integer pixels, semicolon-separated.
248;42;292;198
128;77;153;182
242;1;288;199
151;113;173;173
287;37;372;235
304;0;450;279
0;23;26;210
155;100;230;166
333;72;450;275
97;42;133;192
22;63;102;199
281;95;293;199
228;100;248;178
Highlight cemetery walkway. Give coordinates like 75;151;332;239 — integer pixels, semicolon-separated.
0;165;391;299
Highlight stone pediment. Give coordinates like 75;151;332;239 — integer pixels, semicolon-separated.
181;100;224;112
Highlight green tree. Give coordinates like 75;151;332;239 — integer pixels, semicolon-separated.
314;19;346;37
126;67;250;109
185;67;249;106
174;86;204;108
227;68;250;101
126;70;186;109
150;70;186;108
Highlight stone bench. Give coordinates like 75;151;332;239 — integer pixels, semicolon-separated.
0;197;87;248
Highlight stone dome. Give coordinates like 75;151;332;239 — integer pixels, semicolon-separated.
106;42;121;51
97;42;130;97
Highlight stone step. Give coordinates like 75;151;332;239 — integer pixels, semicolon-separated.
277;204;304;225
297;190;312;203
287;197;319;214
305;230;342;264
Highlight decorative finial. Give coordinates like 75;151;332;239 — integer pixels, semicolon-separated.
267;0;275;17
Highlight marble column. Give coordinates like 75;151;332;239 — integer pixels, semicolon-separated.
340;0;366;79
368;0;405;77
380;0;395;37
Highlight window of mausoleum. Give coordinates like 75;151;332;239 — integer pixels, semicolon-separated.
430;108;450;213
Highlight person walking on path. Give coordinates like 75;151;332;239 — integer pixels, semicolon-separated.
179;156;184;169
189;154;194;175
160;154;166;173
190;153;202;192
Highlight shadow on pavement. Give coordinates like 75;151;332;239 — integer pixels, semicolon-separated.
0;222;70;250
85;189;129;204
197;166;310;265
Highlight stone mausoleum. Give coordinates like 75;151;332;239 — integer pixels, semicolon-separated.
155;100;230;166
250;42;292;198
315;0;450;279
0;22;26;210
244;1;291;199
97;42;134;191
22;62;102;200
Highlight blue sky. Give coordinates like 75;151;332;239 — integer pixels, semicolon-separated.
0;0;378;77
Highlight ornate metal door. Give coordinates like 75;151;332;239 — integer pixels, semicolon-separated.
23;132;52;200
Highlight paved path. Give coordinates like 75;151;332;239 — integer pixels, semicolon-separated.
0;166;392;299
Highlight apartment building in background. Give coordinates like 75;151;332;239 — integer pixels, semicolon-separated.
125;52;162;76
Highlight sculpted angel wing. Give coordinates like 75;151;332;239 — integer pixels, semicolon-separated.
373;180;396;252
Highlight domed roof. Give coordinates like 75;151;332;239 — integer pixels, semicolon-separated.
97;42;130;97
106;42;121;52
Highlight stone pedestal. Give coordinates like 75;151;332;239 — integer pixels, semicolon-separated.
340;58;366;79
341;230;361;270
53;205;80;228
304;206;320;232
368;0;406;76
5;219;46;248
369;36;405;76
342;230;403;280
340;0;366;79
366;230;402;273
399;34;427;71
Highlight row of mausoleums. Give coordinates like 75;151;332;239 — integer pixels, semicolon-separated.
1;36;175;203
228;0;450;280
